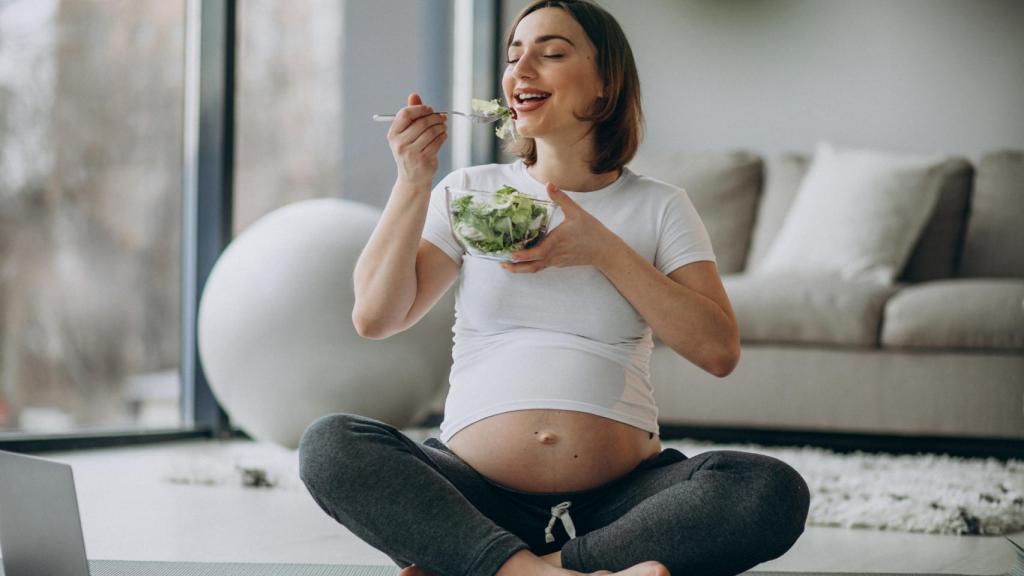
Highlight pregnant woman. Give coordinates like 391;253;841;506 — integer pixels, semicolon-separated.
299;1;809;575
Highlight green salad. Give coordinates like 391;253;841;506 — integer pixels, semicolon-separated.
470;98;516;140
450;185;551;255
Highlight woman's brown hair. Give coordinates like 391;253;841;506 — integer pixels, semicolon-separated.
502;0;644;175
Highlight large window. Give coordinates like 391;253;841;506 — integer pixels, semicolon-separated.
0;0;185;435
233;0;344;235
0;0;483;448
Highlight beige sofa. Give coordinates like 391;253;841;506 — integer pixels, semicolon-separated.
627;149;1024;446
422;149;1024;450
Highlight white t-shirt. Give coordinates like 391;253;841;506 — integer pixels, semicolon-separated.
423;159;716;444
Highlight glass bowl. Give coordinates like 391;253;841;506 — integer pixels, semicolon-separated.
445;185;560;262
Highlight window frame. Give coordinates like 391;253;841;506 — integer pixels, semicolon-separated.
0;0;241;453
0;0;483;453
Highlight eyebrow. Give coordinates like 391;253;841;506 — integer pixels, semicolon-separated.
509;34;576;48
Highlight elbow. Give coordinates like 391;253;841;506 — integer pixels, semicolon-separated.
708;330;741;378
709;347;740;378
352;309;391;340
352;315;378;339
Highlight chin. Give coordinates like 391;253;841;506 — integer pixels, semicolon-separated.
513;123;534;139
513;119;546;139
516;126;536;139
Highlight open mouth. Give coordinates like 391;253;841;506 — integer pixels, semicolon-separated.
513;92;551;116
515;92;551;104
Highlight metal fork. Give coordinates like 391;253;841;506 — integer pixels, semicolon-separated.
372;110;502;124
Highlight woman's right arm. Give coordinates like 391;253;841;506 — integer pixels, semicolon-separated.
351;92;452;339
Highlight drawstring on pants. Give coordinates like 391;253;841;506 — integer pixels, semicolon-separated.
544;501;577;543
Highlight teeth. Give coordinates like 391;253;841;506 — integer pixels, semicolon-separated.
517;92;550;102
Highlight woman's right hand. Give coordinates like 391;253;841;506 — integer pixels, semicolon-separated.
388;92;448;188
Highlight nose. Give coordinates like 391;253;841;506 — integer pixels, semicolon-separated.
509;55;536;80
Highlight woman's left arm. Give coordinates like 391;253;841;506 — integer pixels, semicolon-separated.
595;244;740;377
503;183;740;377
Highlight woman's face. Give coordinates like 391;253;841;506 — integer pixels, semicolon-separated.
502;7;605;140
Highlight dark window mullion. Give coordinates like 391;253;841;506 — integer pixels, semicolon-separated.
182;0;234;439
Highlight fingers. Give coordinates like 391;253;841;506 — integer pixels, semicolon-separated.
389;91;446;148
510;247;544;263
421;124;448;156
409;114;448;152
390;104;435;136
387;91;449;184
502;259;546;273
392;113;446;155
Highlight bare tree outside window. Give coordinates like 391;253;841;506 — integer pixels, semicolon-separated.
0;0;185;433
0;0;439;438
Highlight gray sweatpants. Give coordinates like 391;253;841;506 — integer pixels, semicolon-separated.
298;413;810;576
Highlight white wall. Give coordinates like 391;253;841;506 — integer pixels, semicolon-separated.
501;0;1024;162
341;0;452;209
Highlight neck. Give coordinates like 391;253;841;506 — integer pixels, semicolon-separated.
529;137;621;192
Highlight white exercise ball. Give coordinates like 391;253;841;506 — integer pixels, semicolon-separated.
197;198;454;448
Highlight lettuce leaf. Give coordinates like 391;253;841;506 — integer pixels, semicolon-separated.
470;98;516;141
450;185;550;255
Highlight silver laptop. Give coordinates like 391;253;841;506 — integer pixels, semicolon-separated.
0;448;395;576
0;449;90;576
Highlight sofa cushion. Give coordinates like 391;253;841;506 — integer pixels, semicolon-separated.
959;150;1024;278
881;279;1024;351
901;159;972;282
747;152;973;283
722;273;901;347
627;150;762;274
756;142;955;285
746;153;809;271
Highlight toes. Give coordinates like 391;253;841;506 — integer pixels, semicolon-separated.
399;565;439;576
643;561;670;576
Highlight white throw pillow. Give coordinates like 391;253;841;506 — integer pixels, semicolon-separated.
756;141;950;284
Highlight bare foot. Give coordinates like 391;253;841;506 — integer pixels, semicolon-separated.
398;564;437;576
606;561;670;576
561;560;668;575
399;561;664;576
540;551;561;567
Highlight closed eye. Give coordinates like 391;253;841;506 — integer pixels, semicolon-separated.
506;55;565;64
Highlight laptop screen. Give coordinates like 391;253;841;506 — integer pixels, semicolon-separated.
0;450;91;576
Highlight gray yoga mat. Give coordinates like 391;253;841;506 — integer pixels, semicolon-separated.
0;560;996;576
0;560;400;576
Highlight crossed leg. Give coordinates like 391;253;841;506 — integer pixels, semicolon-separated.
299;413;809;576
554;449;810;575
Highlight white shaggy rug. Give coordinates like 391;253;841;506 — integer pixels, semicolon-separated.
162;428;1024;537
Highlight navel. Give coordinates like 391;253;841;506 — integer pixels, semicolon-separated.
535;430;558;444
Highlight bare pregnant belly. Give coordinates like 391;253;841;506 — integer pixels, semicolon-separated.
445;409;662;493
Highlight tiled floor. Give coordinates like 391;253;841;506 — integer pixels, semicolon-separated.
28;439;1022;574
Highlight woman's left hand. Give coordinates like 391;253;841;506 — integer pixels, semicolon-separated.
501;182;614;273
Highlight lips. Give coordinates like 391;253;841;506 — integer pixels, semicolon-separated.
516;98;548;114
513;93;551;116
